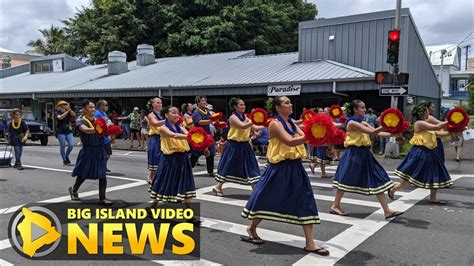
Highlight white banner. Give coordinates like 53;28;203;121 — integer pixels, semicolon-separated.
267;84;301;96
52;59;63;72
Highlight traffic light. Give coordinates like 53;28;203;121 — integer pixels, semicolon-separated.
387;29;400;65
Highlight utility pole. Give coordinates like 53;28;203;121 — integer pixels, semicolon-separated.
384;0;402;158
439;49;447;97
464;45;471;71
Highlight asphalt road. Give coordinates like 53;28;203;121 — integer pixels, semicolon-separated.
0;141;473;265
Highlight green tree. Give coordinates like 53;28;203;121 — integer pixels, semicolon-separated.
61;0;317;64
467;74;474;114
27;25;66;55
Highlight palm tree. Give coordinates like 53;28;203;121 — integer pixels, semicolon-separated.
27;25;66;55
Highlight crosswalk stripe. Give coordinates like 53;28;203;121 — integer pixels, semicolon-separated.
0;259;14;266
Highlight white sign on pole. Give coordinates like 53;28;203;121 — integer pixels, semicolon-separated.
52;59;63;72
267;84;301;96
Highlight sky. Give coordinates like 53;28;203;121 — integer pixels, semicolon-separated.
1;0;473;56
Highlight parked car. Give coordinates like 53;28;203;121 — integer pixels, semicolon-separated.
0;109;51;146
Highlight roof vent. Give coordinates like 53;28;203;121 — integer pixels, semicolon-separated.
1;55;12;69
136;44;155;66
108;51;128;75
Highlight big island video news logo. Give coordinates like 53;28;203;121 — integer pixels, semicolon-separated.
8;203;200;260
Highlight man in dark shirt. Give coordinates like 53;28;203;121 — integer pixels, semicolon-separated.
190;96;216;176
6;109;29;170
56;101;76;165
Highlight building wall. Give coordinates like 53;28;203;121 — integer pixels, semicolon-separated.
298;8;440;100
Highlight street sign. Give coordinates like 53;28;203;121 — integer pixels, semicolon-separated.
379;86;408;96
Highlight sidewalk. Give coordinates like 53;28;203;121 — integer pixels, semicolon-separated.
0;136;147;152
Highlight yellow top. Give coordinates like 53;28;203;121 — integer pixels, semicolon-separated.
148;124;161;136
410;131;437;149
160;134;190;154
228;123;251;142
267;135;306;164
344;131;372;148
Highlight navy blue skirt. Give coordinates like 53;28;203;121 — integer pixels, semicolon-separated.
216;140;260;185
308;145;317;160
333;146;393;195
147;135;162;171
149;152;196;202
72;145;106;180
395;145;452;189
435;138;445;163
316;146;333;165
242;159;320;225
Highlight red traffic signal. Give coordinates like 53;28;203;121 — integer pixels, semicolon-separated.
389;29;400;42
387;29;400;65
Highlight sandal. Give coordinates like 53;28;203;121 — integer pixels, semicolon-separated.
240;235;265;245
428;200;447;205
212;188;225;197
321;175;333;179
387;188;395;200
329;209;348;216
385;211;404;219
303;247;330;256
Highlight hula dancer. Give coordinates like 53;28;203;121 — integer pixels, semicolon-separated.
331;100;402;219
182;103;195;129
6;109;29;170
149;106;198;221
190;96;216;176
69;99;112;206
241;96;329;256
214;98;260;196
390;103;452;204
146;97;165;184
425;101;445;162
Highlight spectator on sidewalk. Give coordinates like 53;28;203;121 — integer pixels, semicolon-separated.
128;107;142;149
6;109;29;170
119;109;131;140
56;101;76;165
140;110;149;150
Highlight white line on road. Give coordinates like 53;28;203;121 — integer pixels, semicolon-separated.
0;181;146;215
0;259;14;266
22;164;144;182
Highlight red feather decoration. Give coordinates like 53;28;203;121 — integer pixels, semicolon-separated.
446;107;469;132
107;125;122;136
214;120;228;129
301;109;316;122
93;117;108;136
187;127;213;151
303;114;336;146
250;108;269;126
380;108;405;134
209;112;223;121
329;105;343;119
331;129;346;145
177;116;184;125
